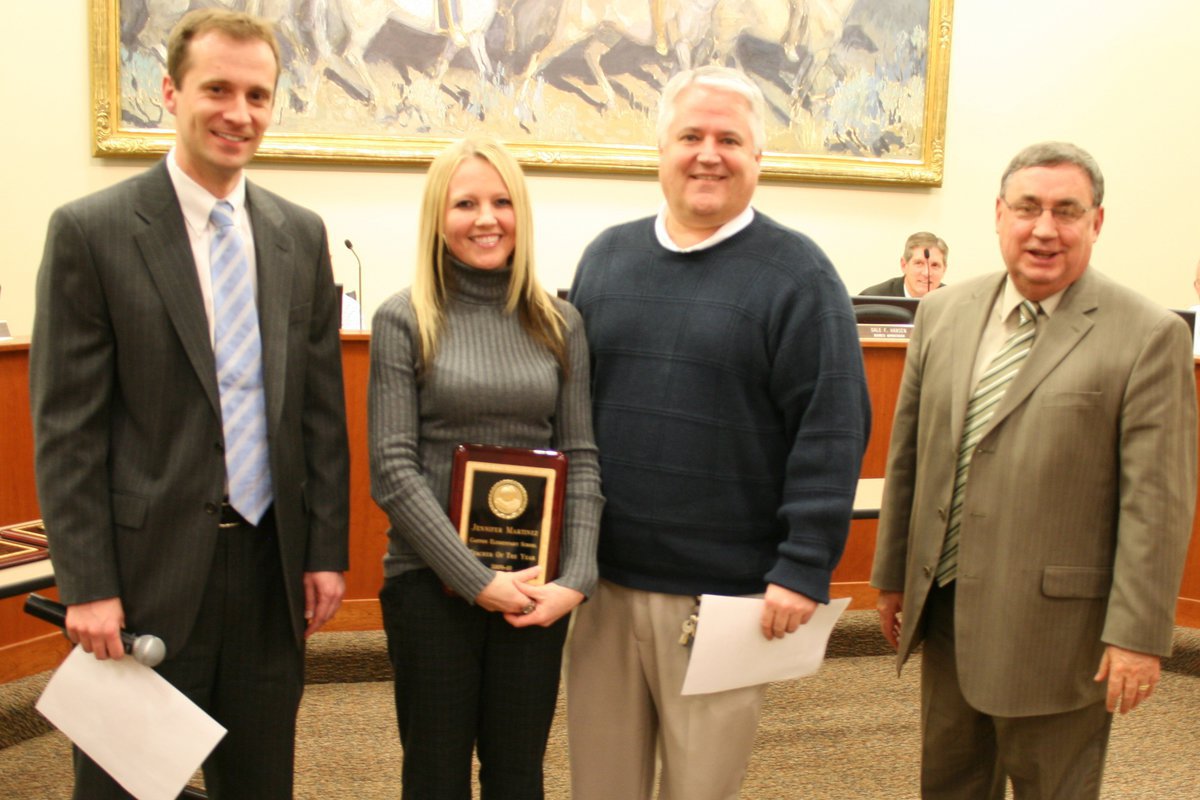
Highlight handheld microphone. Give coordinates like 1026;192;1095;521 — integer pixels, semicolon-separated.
24;594;167;668
345;239;363;329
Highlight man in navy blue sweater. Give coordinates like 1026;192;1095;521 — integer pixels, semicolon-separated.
567;66;871;800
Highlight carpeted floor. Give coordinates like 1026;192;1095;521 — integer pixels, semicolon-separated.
2;613;1198;799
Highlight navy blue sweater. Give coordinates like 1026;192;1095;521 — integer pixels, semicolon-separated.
569;213;870;601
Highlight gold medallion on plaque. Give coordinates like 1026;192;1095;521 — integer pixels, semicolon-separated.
487;479;528;520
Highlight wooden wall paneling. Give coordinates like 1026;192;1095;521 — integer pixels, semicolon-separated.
4;337;1199;683
1179;368;1200;628
860;342;907;477
0;341;38;525
337;334;387;629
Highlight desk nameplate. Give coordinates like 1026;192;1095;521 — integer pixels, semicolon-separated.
857;323;913;341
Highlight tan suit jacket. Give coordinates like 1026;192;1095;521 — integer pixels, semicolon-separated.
871;269;1196;717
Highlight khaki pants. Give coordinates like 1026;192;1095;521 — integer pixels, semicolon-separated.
920;582;1113;800
567;580;766;800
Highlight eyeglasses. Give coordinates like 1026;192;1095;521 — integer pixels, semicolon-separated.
1001;197;1094;223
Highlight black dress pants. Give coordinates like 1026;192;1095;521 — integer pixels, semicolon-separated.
73;510;303;800
380;568;569;800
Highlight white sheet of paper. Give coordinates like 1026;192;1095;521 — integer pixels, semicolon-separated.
681;595;851;695
36;646;226;800
341;292;363;330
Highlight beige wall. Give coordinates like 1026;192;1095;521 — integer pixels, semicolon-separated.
3;2;1199;336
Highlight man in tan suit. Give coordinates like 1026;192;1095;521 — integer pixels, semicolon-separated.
871;142;1196;799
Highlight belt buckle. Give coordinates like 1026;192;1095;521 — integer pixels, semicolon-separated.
218;502;244;529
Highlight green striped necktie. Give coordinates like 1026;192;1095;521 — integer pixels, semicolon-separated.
936;299;1039;586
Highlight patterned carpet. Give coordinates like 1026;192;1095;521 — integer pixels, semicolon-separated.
2;613;1197;799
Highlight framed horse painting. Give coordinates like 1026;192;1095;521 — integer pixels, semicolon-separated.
91;0;953;185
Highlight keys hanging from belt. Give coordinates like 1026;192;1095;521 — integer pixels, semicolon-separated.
678;596;701;646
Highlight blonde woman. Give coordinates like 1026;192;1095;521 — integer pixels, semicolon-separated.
368;137;603;799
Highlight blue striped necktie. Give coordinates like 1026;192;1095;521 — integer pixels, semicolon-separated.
210;200;272;525
935;299;1038;586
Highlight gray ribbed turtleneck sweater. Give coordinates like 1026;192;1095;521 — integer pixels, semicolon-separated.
368;259;603;600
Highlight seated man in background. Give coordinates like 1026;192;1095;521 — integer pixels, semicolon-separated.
861;231;949;297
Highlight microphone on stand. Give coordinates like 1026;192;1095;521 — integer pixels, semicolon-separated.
24;594;167;668
345;239;364;330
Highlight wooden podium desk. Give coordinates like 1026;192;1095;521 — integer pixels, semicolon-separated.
2;335;1199;682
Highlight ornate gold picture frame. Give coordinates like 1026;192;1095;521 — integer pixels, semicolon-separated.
91;0;952;185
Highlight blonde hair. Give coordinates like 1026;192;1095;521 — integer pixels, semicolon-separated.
411;136;568;374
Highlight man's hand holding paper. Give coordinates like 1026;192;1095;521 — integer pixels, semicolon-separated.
682;594;851;696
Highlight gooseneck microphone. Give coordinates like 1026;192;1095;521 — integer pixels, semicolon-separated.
345;239;363;329
24;594;167;668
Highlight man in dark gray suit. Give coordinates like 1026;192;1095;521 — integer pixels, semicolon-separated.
860;231;949;297
30;9;349;798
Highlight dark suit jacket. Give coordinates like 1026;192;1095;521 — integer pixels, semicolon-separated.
31;161;350;654
859;276;907;297
859;277;949;297
871;270;1196;717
